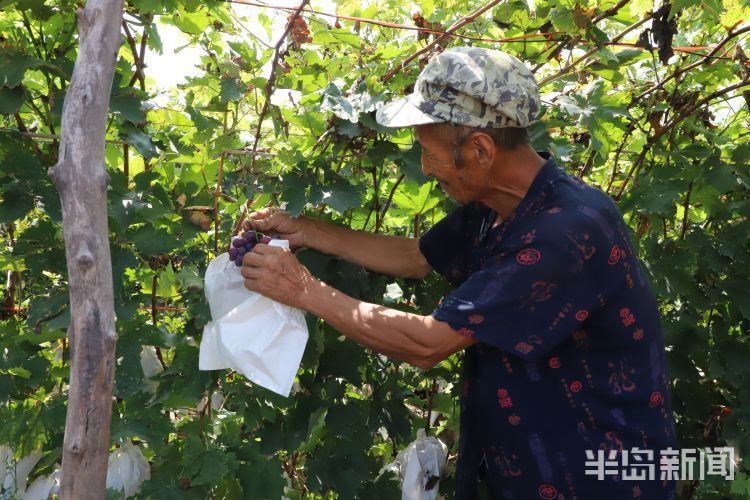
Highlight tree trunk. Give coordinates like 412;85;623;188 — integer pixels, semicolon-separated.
47;0;123;498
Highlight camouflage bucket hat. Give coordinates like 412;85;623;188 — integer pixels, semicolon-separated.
376;46;541;129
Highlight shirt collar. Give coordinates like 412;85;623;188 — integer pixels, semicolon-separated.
510;152;564;214
529;152;564;195
480;152;563;244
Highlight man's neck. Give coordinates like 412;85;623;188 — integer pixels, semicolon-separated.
480;145;547;221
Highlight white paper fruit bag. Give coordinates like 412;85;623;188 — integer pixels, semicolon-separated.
199;239;308;397
381;429;447;500
105;440;150;497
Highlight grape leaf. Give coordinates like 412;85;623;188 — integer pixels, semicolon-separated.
238;459;285;499
0;85;26;114
219;78;243;103
110;92;147;124
0;52;40;88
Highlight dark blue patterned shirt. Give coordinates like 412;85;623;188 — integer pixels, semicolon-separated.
419;154;677;500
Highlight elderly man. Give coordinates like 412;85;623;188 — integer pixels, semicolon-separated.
240;47;677;499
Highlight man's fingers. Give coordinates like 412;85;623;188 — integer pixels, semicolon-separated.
246;217;271;231
242;251;263;267
244;208;275;231
243;207;292;235
240;265;261;280
249;212;287;231
248;207;275;220
251;243;284;255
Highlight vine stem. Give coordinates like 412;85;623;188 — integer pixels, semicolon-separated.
606;122;635;195
538;10;654;87
231;194;262;238
703;23;750;62
425;378;438;434
381;0;504;83
371;167;381;232
198;394;209;438
151;274;158;325
150;272;166;369
615;78;750;200
614;145;649;201
376;173;405;233
16;131;126;145
123;143;129;183
1;224;17;321
634;24;750;102
122;20;143;90
538;0;632;71
248;0;311;175
680;181;693;240
137;15;152;89
0;305;189;312
213;152;226;253
12;114;44;155
578;150;596;178
592;0;630;23
228;0;562;44
224;0;732;59
655;78;750;139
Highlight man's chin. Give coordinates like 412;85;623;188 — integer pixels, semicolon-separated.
435;181;465;203
440;187;461;203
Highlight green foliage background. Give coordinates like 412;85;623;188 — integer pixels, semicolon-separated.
1;0;749;497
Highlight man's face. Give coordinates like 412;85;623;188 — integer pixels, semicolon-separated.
414;124;488;205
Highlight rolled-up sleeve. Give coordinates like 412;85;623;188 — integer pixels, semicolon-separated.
432;214;615;361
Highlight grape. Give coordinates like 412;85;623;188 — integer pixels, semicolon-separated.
227;231;275;268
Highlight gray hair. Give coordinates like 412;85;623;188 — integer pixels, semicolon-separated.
430;123;529;167
432;123;530;150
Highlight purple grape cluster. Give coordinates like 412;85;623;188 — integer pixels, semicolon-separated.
228;232;273;267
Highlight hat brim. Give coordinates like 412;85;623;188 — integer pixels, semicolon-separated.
375;93;446;129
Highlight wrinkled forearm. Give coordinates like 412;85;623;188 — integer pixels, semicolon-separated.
301;216;432;279
299;280;473;369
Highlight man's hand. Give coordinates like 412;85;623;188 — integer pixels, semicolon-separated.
241;243;472;369
242;207;307;250
240;244;318;308
241;206;431;279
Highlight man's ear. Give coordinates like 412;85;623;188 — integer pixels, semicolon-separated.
465;132;496;168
